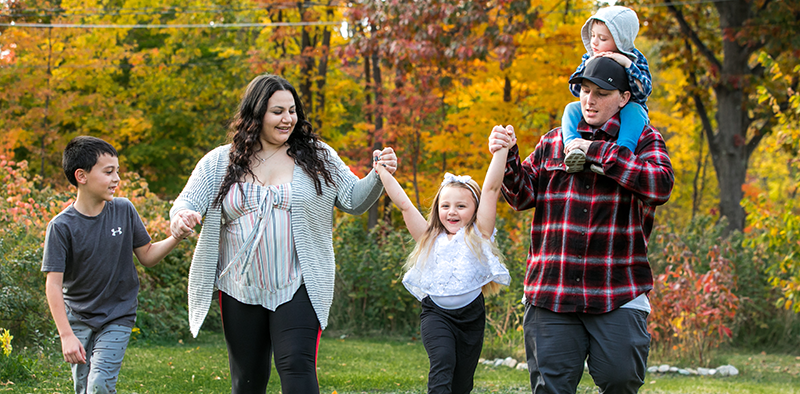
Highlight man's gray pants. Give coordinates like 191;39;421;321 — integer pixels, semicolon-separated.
524;304;650;394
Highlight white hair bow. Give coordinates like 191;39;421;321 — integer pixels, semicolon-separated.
441;172;472;186
441;172;479;203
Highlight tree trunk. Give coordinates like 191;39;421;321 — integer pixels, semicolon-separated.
709;85;749;232
314;7;333;132
366;54;378;229
668;0;760;233
367;36;385;229
503;74;512;103
41;27;52;180
707;1;753;232
299;3;315;115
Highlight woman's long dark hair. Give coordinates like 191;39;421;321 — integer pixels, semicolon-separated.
213;74;335;207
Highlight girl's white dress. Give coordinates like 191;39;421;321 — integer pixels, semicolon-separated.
403;224;511;302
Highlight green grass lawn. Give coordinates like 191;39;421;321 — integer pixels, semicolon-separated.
5;333;799;393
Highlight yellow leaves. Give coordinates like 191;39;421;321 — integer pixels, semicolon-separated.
118;116;153;144
214;47;243;59
471;23;488;37
670;316;684;332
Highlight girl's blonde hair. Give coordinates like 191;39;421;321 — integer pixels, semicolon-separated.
404;177;507;296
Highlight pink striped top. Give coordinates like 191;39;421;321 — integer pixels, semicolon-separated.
217;182;302;310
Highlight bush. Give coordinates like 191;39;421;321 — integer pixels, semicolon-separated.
0;158;68;347
648;216;800;360
482;216;529;361
744;198;800;312
738;197;800;350
330;216;420;335
648;232;739;367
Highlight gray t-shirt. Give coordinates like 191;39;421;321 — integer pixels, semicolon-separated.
42;197;151;330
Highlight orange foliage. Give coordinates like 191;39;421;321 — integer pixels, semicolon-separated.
0;156;69;239
648;237;739;366
0;156;172;243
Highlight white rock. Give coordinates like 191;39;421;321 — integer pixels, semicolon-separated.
493;358;505;367
716;365;739;377
686;368;698;375
658;364;670;373
697;367;710;376
516;362;528;371
709;369;717;375
678;369;690;375
669;367;678;373
647;366;659;374
478;358;485;364
502;357;518;368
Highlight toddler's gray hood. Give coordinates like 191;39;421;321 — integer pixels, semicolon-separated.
581;6;639;60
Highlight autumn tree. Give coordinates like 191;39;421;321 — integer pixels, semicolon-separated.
637;0;800;233
0;0;141;184
343;0;543;218
122;2;255;194
1;0;347;195
248;1;341;132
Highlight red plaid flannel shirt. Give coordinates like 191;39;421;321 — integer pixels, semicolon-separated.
502;114;674;314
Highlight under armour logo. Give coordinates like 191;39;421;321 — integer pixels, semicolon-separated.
607;77;614;83
111;227;123;236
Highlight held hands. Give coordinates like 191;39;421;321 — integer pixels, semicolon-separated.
170;210;203;240
488;125;516;154
372;147;398;175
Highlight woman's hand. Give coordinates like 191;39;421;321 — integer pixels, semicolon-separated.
372;147;398;175
170;209;203;240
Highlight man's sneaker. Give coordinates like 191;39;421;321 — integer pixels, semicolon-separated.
564;150;586;173
590;163;605;175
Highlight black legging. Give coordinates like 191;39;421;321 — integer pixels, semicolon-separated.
219;285;321;394
420;294;486;394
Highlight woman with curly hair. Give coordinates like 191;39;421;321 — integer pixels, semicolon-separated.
169;74;397;393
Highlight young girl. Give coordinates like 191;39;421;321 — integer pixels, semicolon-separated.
373;126;513;394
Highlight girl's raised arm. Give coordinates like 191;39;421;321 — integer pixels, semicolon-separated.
476;125;515;239
374;150;428;241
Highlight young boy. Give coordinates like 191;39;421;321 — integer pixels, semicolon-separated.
562;5;652;174
42;136;185;394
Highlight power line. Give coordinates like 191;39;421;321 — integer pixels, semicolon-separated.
0;2;351;18
0;1;348;14
0;0;735;16
0;21;343;29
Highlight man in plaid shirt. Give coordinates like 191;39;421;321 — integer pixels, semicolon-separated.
488;57;674;393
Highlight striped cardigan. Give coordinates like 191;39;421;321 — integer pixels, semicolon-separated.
170;143;384;337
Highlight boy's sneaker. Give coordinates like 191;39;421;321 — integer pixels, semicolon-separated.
564;150;586;173
590;164;605;175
